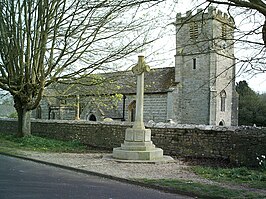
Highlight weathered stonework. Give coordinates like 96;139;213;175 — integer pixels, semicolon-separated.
174;7;238;126
0;119;265;167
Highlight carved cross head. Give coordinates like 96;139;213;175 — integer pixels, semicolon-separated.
132;56;150;75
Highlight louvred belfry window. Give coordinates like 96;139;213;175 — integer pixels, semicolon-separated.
190;22;198;39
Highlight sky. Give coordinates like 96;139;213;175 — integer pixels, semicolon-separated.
144;0;266;93
0;0;265;95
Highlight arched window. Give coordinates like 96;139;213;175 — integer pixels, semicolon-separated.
128;100;136;122
220;90;226;112
88;114;97;121
36;106;42;119
219;120;225;126
52;112;56;119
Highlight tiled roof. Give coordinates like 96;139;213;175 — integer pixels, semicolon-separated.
107;67;176;94
46;67;176;96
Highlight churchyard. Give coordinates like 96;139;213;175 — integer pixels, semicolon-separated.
0;3;265;198
0;133;265;198
0;50;265;198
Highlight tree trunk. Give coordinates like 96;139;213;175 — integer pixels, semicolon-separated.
16;107;31;137
262;19;266;46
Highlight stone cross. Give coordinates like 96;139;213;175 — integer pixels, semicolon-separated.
132;56;150;130
112;55;169;161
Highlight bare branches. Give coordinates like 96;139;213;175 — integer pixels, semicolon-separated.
190;0;266;85
0;0;166;112
205;0;266;45
206;0;266;15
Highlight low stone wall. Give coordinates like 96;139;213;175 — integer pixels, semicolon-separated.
0;118;265;167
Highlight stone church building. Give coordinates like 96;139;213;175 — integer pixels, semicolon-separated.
34;7;238;126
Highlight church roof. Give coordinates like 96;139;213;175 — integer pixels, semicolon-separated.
45;67;176;97
108;67;176;94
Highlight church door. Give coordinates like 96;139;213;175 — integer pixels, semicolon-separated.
88;114;97;121
128;100;136;122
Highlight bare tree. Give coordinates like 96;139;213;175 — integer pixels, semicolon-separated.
175;0;266;88
205;1;266;41
202;0;266;77
0;0;165;137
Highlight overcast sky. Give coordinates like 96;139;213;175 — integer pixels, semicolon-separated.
148;0;266;93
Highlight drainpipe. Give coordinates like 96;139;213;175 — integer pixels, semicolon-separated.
122;94;126;121
48;107;51;120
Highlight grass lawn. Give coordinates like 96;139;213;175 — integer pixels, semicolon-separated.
192;166;266;190
137;178;266;199
137;164;266;198
0;133;87;153
1;132;265;199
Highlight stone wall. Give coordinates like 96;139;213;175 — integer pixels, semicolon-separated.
0;118;265;167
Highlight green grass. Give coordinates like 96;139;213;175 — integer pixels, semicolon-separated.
137;179;266;199
137;164;266;198
1;132;265;199
192;166;266;189
0;133;87;153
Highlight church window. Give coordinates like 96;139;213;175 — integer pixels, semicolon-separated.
52;112;56;119
220;90;226;112
88;114;97;121
219;120;225;126
189;22;198;39
36;106;42;119
193;58;196;69
222;24;227;39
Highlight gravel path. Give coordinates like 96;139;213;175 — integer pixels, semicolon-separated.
18;151;266;195
21;151;214;183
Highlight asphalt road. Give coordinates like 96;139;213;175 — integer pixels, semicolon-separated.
0;155;192;199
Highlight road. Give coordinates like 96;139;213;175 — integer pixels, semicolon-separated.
0;155;192;199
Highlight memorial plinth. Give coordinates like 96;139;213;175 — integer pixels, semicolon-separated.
113;56;169;161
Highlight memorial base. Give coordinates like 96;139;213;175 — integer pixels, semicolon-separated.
113;128;165;161
113;147;163;160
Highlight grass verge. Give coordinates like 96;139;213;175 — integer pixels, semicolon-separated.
192;166;266;190
137;178;266;199
0;133;87;153
1;133;265;199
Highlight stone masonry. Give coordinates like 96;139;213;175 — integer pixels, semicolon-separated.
0;118;265;167
174;7;238;126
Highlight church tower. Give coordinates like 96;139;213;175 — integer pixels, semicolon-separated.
174;7;238;126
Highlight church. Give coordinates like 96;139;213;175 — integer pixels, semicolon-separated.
34;7;238;126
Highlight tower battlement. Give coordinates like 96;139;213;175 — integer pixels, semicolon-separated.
176;6;234;26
